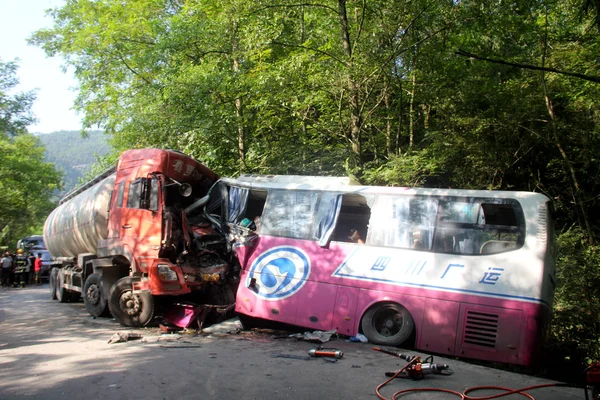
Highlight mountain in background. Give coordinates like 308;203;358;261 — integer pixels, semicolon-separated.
36;130;112;195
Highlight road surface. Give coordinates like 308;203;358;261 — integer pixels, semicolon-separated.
0;285;584;399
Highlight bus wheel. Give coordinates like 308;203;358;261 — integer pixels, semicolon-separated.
49;268;58;300
56;269;71;303
83;274;109;317
108;277;154;327
237;314;259;330
361;303;414;346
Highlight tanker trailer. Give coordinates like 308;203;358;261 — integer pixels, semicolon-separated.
44;148;235;327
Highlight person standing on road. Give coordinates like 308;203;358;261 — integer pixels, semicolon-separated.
13;249;31;288
27;252;36;285
34;253;42;285
1;251;12;287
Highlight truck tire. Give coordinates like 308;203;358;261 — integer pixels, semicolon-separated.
49;268;58;300
83;274;109;317
56;268;71;303
108;277;154;327
361;303;414;347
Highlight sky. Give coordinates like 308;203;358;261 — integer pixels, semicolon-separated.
1;0;82;133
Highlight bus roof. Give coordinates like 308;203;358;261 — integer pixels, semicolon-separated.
220;175;550;201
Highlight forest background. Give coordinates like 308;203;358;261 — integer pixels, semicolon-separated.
1;0;599;378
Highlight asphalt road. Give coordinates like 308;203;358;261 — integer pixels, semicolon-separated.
0;285;584;399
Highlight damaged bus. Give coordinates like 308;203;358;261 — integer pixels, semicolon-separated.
206;175;555;366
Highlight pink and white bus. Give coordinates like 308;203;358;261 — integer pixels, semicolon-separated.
207;175;555;366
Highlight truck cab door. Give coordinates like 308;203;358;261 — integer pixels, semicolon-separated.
119;177;161;256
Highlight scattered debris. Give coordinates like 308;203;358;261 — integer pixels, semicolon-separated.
163;302;204;329
201;317;243;334
108;332;143;344
348;333;368;343
289;329;337;343
159;323;182;333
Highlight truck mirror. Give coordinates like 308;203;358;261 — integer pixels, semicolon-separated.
179;183;192;197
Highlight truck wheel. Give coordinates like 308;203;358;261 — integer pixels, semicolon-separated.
361;303;414;346
56;269;71;303
108;277;154;327
83;274;109;317
49;268;58;300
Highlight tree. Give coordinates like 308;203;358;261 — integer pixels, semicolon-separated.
0;59;36;136
0;59;63;247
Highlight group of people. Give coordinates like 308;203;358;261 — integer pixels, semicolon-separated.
0;249;43;288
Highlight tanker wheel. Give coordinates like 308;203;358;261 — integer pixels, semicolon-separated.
361;303;415;346
49;268;58;300
55;269;71;303
108;277;154;327
83;274;109;317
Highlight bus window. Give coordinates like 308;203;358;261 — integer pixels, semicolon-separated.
261;190;319;239
369;196;438;250
330;194;372;244
434;199;524;255
237;189;267;232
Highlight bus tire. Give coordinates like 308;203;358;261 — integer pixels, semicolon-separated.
108;277;154;327
361;303;414;347
55;269;71;303
83;274;109;317
49;268;58;300
237;314;259;330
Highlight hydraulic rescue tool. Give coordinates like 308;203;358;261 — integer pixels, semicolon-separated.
373;347;453;380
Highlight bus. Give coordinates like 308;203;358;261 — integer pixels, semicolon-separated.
206;175;555;366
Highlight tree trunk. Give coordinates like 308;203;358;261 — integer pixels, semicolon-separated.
338;0;362;171
408;71;416;150
232;39;245;172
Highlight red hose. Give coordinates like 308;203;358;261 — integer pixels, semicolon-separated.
376;359;562;400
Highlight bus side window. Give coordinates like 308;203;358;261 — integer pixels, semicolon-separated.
260;189;319;239
369;196;437;251
238;190;267;232
331;194;371;244
435;200;524;255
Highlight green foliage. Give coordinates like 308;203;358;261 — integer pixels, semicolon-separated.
547;227;600;372
0;58;36;136
0;59;63;247
0;132;62;247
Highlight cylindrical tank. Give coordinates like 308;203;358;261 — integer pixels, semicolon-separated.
43;173;116;258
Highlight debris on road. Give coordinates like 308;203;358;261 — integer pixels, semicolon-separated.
289;329;337;343
163;302;204;329
348;333;368;343
107;332;143;344
201;317;243;334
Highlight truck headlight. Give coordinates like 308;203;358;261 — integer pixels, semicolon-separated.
157;264;178;281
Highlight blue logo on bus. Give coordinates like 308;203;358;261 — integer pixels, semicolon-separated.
247;246;311;300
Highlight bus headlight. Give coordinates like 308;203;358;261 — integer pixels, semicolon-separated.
157;264;178;281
